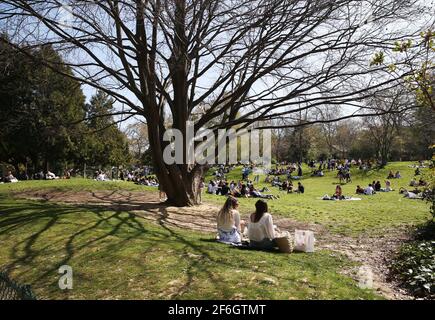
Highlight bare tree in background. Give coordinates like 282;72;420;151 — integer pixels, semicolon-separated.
1;0;433;206
125;122;150;162
316;105;342;157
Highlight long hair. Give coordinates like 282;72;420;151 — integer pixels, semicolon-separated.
253;200;268;223
217;196;238;226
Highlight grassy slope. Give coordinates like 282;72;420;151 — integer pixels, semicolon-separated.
0;197;379;300
0;162;430;299
0;178;147;194
203;162;431;236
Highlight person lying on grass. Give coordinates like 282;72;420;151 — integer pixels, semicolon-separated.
364;184;376;195
248;200;278;250
249;185;279;200
217;196;242;244
311;169;324;177
356;185;365;195
46;170;58;180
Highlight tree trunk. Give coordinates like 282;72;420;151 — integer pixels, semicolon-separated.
146;119;208;207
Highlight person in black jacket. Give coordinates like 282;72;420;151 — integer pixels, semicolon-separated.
297;182;305;194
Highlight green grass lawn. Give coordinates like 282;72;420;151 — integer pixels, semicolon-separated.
0;196;379;300
0;161;431;299
204;162;431;236
0;177;147;194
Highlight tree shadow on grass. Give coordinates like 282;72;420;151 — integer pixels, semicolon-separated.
0;199;234;298
0;198;321;299
152;206;304;299
0;200;168;289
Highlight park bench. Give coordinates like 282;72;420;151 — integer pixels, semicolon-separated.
0;271;36;300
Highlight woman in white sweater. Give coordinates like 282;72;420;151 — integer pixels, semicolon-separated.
248;200;277;250
217;196;241;244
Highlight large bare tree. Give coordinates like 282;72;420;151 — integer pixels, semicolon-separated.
1;0;433;206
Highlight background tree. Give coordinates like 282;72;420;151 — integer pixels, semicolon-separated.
83;90;131;167
0;40;87;174
126;122;150;166
0;40;131;175
406;106;435;160
271;128;290;164
363;90;410;166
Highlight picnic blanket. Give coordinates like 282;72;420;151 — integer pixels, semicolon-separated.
317;197;362;201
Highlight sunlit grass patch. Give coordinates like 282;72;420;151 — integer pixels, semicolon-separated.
0;198;380;300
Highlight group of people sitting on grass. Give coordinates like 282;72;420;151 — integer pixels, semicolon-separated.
265;163;304;180
214;165;234;179
135;176;159;187
399;166;430;199
323;180;395;200
216;196;279;250
355;180;393;195
207;179;280;200
309;158;353;172
400;175;430;200
399;188;425;199
268;177;305;194
322;185;348;200
408;161;428;169
119;168;159;187
323;184;359;200
1;169;67;183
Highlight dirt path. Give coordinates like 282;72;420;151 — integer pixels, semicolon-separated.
13;189;412;299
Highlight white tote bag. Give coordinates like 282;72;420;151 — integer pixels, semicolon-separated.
294;230;315;253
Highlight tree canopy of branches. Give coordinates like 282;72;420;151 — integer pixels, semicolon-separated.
1;0;434;205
